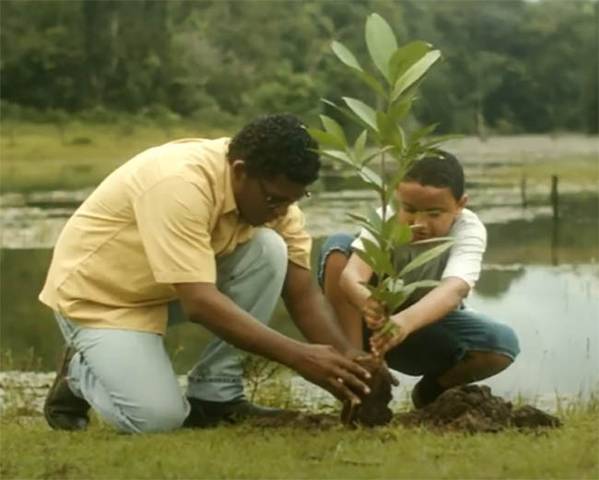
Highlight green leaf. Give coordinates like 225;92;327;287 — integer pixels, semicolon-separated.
352;248;377;271
362;238;393;276
346;212;369;224
388;97;412;123
361;145;395;167
420;134;463;150
353;130;367;163
384;166;407;204
398;239;455;278
320;149;355;168
390;222;413;247
388;41;431;85
319;115;347;146
358;166;383;191
356;70;388;99
376;112;404;151
307;128;345;150
331;41;363;72
342;97;378;131
365;13;398;84
391;50;441;101
409;123;439;145
321;98;371;131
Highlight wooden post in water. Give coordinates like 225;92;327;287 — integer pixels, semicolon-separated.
520;174;527;208
550;175;559;220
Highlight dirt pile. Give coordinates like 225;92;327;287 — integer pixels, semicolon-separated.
397;384;562;433
341;355;396;427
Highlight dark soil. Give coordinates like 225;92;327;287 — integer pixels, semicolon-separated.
340;354;396;427
397;384;562;433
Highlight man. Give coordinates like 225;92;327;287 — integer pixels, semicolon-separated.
40;114;370;433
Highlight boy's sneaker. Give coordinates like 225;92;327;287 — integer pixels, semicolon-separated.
44;346;90;431
411;376;445;409
183;397;298;428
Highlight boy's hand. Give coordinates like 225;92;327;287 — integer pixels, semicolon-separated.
362;297;388;330
370;314;412;357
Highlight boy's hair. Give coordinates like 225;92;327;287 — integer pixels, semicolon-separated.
227;114;320;185
404;150;465;200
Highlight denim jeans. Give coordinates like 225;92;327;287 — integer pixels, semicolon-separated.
53;228;288;433
318;232;520;377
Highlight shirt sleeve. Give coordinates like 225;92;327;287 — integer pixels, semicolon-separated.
441;211;487;287
133;176;217;284
269;205;312;270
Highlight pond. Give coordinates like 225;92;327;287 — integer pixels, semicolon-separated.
1;136;598;406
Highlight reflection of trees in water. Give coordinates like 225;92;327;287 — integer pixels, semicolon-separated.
474;267;525;299
484;193;598;266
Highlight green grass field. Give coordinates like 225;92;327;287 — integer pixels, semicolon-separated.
1;122;597;193
1;406;597;479
0;121;228;192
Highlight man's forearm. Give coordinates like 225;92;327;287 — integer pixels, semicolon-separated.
283;287;354;353
176;283;303;368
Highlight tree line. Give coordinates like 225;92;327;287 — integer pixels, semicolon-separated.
1;0;597;134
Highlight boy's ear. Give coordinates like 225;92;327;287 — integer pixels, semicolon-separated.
457;193;468;211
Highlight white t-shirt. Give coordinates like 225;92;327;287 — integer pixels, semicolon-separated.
351;208;486;288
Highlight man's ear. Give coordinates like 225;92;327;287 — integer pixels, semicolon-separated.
457;193;468;211
230;159;248;188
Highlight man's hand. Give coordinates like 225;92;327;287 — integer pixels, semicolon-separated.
290;344;372;405
370;314;412;357
362;297;388;330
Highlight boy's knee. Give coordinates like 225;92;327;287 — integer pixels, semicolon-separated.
487;323;520;360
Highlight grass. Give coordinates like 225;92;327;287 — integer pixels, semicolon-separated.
1;121;597;193
1;365;598;480
0;121;228;192
1;406;597;479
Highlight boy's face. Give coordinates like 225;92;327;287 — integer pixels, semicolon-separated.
397;181;468;241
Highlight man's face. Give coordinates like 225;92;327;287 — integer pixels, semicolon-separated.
397;181;467;241
235;170;309;226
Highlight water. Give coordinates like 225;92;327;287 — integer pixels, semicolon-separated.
1;139;598;404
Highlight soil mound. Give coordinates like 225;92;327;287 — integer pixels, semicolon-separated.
397;384;562;433
341;355;396;427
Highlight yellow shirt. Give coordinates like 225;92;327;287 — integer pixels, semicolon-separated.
39;138;312;334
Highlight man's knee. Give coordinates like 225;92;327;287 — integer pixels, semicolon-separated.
252;228;288;277
119;400;188;434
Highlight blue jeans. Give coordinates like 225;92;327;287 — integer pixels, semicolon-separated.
318;233;520;377
53;228;288;433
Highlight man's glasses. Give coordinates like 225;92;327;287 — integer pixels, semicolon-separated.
256;177;311;210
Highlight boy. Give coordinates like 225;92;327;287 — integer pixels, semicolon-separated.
318;151;519;408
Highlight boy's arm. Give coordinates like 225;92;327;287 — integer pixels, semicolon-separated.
370;276;470;355
338;253;373;311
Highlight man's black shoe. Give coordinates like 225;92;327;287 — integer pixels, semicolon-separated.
44;346;90;431
183;398;297;428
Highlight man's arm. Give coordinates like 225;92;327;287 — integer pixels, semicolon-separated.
175;282;370;402
281;262;359;355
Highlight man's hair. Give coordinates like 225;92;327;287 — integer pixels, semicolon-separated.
227;114;320;185
404;150;465;200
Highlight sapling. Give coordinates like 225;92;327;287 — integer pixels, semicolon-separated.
309;13;457;425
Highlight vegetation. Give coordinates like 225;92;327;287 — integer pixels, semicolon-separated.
1;0;597;135
310;13;456;341
1;399;597;479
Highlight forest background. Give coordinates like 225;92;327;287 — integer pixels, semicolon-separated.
1;0;598;137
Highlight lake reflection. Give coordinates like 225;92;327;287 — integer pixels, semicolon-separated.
0;192;597;402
